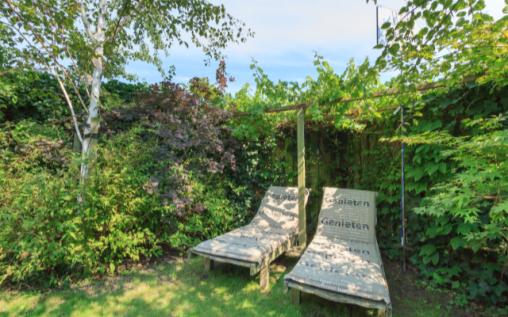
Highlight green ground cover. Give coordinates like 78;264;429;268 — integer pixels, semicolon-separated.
1;255;459;317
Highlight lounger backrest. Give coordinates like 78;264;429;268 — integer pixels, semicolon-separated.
250;186;310;232
317;187;377;244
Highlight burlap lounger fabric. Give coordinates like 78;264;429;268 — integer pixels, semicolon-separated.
284;187;391;314
192;186;309;268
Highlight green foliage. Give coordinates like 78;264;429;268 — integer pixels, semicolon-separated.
0;1;507;311
0;70;66;122
103;81;256;250
0;80;256;286
0;69;150;123
377;0;508;88
219;2;508;307
0;120;70;173
0;0;253;80
226;52;507;307
101;79;150;111
1;0;254;183
0;22;16;69
0;124;162;285
229;57;383;140
411;117;508;305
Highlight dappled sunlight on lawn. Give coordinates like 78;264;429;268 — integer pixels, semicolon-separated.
0;257;450;317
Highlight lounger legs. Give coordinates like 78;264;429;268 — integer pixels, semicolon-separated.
379;306;392;317
290;288;301;304
204;258;214;271
259;265;269;291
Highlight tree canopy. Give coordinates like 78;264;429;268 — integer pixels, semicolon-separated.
0;0;252;178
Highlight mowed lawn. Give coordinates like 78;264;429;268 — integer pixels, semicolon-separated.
1;255;454;317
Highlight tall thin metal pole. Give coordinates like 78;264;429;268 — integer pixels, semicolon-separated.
400;106;406;272
376;5;380;45
297;108;306;247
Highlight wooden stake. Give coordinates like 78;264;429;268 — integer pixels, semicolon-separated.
204;258;213;271
259;265;270;291
297;108;306;246
290;288;301;304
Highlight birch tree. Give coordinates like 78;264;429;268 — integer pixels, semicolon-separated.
0;0;251;179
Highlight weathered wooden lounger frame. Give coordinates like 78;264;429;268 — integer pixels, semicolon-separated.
190;233;298;290
284;188;392;317
286;253;392;317
287;281;389;313
189;186;308;291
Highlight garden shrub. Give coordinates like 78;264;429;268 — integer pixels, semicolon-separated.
0;125;161;285
0;80;257;286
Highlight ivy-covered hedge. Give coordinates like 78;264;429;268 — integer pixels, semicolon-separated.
235;82;508;308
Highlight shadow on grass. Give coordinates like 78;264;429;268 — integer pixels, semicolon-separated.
1;255;451;317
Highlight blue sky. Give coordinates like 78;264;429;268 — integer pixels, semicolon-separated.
126;0;506;93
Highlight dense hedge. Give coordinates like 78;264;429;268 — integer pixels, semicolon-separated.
0;70;506;313
0;76;256;286
239;83;508;308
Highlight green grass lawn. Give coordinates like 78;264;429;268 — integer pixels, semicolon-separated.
0;255;456;317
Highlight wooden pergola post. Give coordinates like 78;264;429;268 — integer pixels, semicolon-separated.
297;108;306;246
235;103;308;246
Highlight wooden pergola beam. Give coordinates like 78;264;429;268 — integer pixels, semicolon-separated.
232;81;447;117
264;103;309;113
232;76;480;118
232;103;309;117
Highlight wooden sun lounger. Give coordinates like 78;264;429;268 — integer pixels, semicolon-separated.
284;187;392;316
190;186;309;291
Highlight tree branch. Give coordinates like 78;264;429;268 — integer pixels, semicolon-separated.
58;65;89;114
106;0;135;43
54;71;84;144
77;0;95;39
2;16;86;142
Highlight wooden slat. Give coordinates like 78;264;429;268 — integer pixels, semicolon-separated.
203;258;213;271
286;281;390;312
290;288;301;304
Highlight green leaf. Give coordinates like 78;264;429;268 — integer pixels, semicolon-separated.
431;253;439;265
420;244;437;256
450;237;465;250
388;43;400;55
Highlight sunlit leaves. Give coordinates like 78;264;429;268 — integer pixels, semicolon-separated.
1;0;253;85
376;0;507;89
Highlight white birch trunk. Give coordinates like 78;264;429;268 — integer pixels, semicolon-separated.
80;52;103;179
80;0;106;179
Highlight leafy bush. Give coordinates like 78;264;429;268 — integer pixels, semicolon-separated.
0;69;149;123
0;80;257;286
0;124;161;285
0;71;67;122
412;119;508;306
